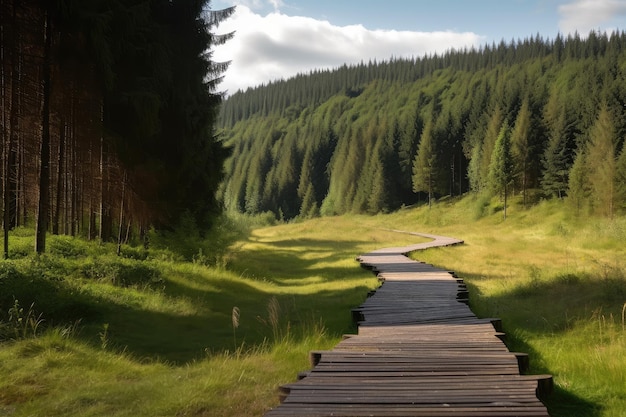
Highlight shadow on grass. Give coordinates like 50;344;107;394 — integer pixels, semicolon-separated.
497;329;602;417
225;238;368;284
69;237;376;364
0;235;374;364
458;275;607;417
81;282;370;364
263;237;365;249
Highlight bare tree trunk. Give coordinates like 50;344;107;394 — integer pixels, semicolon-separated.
35;9;52;254
88;144;96;240
52;117;65;234
116;171;126;256
70;106;77;236
4;0;20;258
2;5;8;259
98;131;104;240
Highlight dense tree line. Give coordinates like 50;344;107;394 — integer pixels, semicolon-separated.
1;0;232;255
218;31;626;220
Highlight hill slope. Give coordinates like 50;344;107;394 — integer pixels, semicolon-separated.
218;32;626;220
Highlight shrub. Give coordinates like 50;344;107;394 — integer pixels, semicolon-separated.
471;193;499;220
0;260;96;325
49;236;87;258
8;239;32;259
82;258;162;287
119;245;149;261
148;212;249;265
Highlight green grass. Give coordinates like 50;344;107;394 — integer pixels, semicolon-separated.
1;198;625;416
1;219;412;416
397;195;626;417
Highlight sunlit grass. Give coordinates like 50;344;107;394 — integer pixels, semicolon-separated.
398;195;626;417
1;197;625;416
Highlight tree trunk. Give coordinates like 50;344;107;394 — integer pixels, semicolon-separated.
52;117;65;234
2;6;8;259
504;184;509;220
35;10;52;254
4;0;20;258
116;171;126;256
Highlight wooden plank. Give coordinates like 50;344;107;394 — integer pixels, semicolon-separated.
264;233;552;417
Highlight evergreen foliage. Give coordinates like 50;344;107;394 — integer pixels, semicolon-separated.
567;150;590;215
488;121;514;219
218;31;626;220
1;0;232;255
585;104;618;217
411;119;437;207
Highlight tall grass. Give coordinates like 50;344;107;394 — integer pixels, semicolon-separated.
1;199;624;416
0;219;382;416
400;196;625;417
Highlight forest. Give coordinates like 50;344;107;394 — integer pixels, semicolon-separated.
1;7;626;416
218;31;626;221
0;0;233;256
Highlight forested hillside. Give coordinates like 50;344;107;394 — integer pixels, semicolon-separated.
1;0;232;255
218;32;626;220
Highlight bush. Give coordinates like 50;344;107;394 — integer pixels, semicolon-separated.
82;258;162;287
49;236;87;258
0;260;96;326
119;245;149;261
148;212;249;265
8;239;32;259
472;193;493;220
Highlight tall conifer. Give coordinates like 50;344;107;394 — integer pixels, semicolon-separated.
412;119;437;207
488;121;513;219
511;98;533;206
586;104;617;217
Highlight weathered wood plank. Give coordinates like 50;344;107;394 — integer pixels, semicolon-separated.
264;232;551;417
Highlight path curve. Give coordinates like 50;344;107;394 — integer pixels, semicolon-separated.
362;230;464;255
265;231;552;417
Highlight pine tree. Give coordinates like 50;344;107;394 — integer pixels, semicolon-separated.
479;106;504;192
467;142;483;193
567;150;589;215
511;98;533;206
368;159;389;214
616;140;626;213
35;8;53;254
367;131;395;213
541;108;573;198
488;121;513;219
412;119;437;207
586;104;617;217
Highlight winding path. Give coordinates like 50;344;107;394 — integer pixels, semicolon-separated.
265;232;552;417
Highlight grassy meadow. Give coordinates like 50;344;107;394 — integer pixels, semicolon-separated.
1;196;625;416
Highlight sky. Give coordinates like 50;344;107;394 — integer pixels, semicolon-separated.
210;0;626;94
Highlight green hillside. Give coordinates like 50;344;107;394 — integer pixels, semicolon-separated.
218;32;626;220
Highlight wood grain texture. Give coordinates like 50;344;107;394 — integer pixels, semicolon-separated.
265;232;552;416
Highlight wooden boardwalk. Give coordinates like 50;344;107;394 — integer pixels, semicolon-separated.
265;232;552;416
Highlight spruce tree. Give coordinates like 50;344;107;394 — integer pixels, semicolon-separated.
467;143;483;193
567;150;589;215
412;119;437;207
511;98;533;206
586;104;617;217
616;141;626;213
542;108;573;199
488;121;513;219
479;106;504;192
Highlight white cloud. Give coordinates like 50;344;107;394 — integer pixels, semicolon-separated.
212;5;484;94
558;0;626;35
